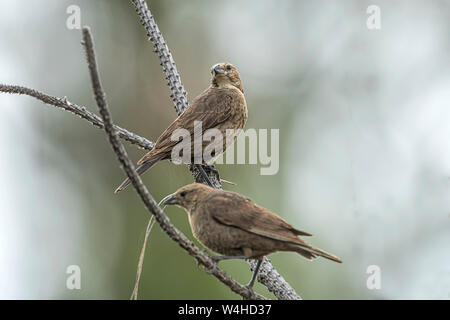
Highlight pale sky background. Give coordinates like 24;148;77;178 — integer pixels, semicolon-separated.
0;0;449;299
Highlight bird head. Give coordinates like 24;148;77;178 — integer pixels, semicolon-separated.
161;183;214;212
210;62;243;93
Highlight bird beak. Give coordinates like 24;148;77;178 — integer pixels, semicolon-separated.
161;193;179;206
213;64;225;75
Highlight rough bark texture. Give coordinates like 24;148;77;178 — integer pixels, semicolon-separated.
131;0;301;300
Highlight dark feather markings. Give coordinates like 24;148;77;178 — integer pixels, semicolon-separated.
137;86;246;166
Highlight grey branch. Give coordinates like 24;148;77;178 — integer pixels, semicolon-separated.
0;84;154;151
82;26;266;300
131;0;301;300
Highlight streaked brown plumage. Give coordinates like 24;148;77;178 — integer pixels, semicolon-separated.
163;183;342;288
115;62;247;193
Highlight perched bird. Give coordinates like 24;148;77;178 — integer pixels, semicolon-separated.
115;62;247;193
162;183;342;288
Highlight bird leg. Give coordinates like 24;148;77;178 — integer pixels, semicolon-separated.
246;259;263;289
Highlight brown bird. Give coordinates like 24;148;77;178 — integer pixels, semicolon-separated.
115;62;247;193
162;183;342;288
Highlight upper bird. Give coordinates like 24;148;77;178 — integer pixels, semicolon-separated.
163;183;342;288
115;63;247;193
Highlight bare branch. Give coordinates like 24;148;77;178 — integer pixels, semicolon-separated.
130;0;301;300
81;26;266;300
0;84;154;150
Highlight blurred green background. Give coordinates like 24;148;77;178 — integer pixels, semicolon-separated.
0;0;449;299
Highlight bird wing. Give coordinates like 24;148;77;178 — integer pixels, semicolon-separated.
205;192;313;245
137;87;239;165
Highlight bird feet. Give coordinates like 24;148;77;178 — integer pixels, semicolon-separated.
193;164;215;187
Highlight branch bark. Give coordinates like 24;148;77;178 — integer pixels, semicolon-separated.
81;26;266;300
130;0;301;300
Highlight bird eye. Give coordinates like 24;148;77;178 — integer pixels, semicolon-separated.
180;191;187;197
226;65;232;70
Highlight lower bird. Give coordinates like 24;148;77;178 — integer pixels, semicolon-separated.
162;183;342;289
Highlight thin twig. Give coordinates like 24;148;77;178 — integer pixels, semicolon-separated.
131;215;155;300
131;0;301;300
0;84;154;150
82;26;266;300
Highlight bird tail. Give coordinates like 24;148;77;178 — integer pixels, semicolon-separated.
294;243;342;263
114;158;159;194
